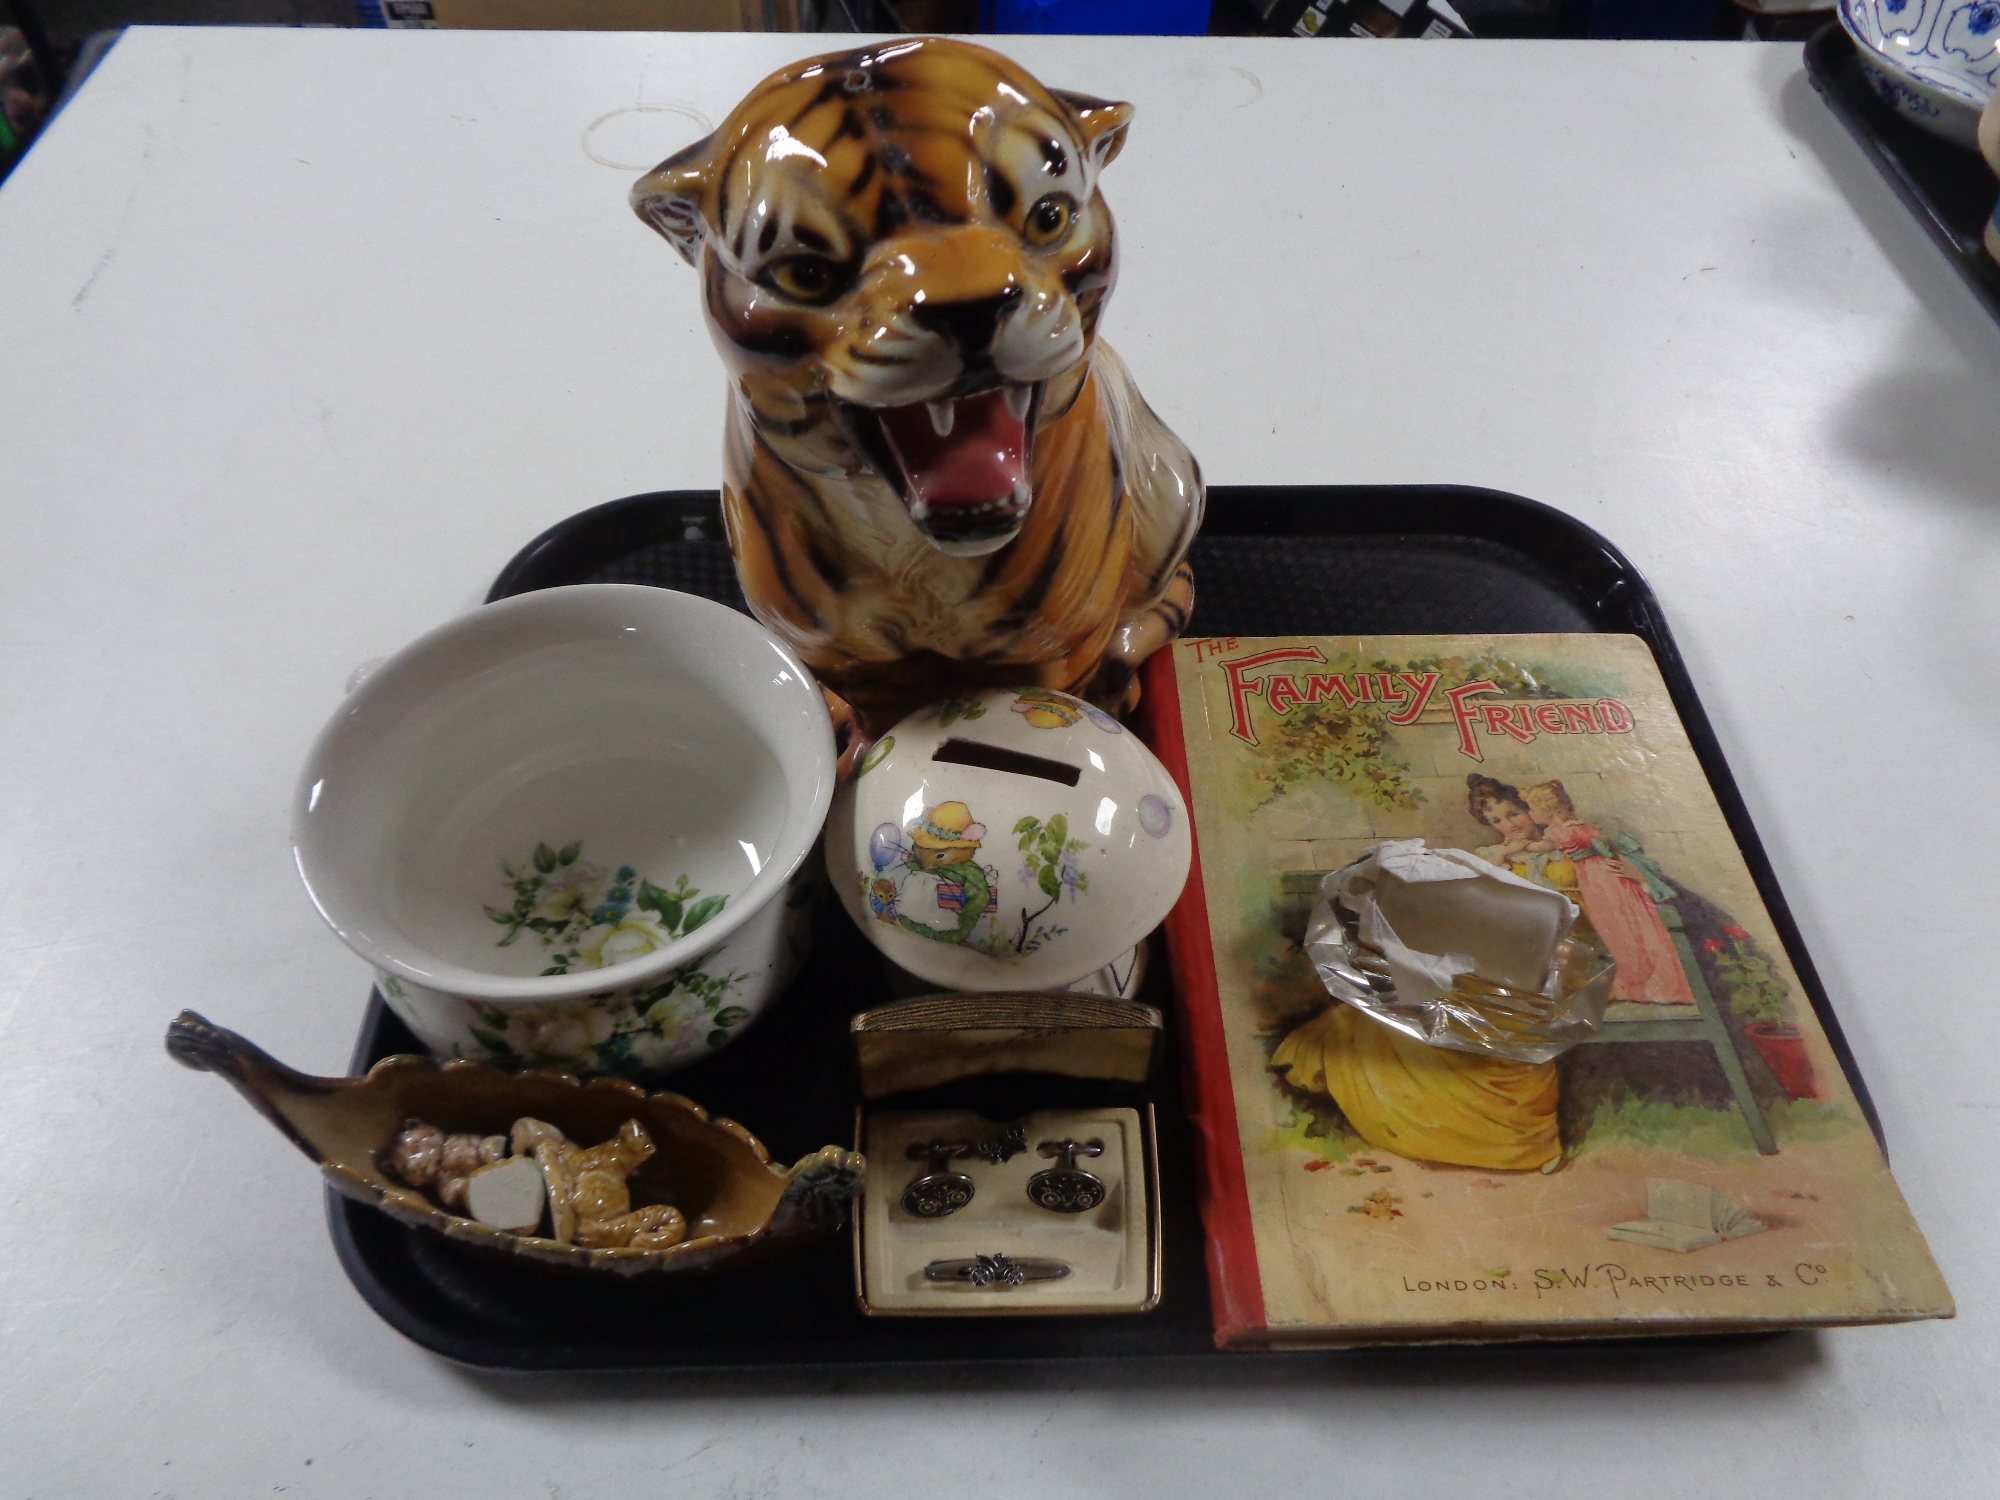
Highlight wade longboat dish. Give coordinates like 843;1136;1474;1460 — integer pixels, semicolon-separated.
167;1012;864;1278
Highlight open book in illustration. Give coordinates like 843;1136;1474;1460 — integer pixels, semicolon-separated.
1605;1178;1769;1254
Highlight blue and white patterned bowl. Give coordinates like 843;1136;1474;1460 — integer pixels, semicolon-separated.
1840;0;2000;149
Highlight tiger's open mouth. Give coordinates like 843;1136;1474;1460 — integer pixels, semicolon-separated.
841;384;1042;557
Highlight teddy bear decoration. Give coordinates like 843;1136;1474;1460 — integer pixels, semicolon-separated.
632;36;1202;757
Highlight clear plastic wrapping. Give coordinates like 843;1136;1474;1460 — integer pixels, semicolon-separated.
1303;840;1615;1064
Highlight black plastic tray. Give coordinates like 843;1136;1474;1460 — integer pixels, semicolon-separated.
330;483;1880;1371
1806;23;2000;323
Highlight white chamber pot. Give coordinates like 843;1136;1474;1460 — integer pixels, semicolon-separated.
293;584;837;1079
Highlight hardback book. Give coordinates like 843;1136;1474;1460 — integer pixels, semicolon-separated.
1139;632;1951;1347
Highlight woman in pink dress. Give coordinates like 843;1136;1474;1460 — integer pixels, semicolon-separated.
1522;780;1696;1007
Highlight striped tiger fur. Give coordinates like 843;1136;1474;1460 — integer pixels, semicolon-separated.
633;36;1201;742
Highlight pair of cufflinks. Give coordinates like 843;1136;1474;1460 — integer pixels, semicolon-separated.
901;1125;1107;1218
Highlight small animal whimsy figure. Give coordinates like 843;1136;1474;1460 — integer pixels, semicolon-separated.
512;1117;688;1250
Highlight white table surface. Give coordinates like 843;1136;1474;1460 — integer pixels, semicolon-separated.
4;23;1998;1497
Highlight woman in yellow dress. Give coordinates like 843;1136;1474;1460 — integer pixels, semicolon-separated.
1271;775;1570;1172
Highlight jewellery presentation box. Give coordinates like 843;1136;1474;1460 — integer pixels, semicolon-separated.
851;993;1163;1316
328;483;1912;1369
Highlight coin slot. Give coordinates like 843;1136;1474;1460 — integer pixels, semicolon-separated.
932;738;1082;787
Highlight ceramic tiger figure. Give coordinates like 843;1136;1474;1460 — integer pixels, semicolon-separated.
632;36;1201;747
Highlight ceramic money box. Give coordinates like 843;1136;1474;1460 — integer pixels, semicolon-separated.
824;685;1191;992
631;37;1203;749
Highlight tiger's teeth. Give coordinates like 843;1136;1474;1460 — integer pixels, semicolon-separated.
1003;385;1031;421
927;400;955;437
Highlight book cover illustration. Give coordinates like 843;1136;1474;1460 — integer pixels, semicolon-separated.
1154;633;1950;1344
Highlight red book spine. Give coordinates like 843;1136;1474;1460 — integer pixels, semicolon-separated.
1138;646;1268;1346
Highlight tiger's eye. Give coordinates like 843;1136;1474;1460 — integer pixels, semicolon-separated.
762;255;848;305
1023;193;1075;249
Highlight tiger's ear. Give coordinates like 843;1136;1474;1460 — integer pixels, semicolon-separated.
1051;91;1133;173
631;133;716;267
